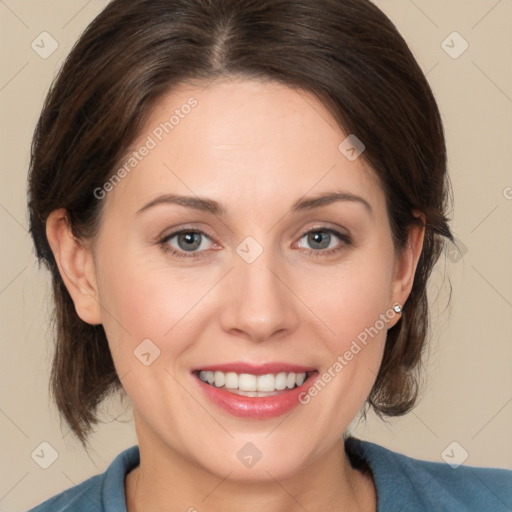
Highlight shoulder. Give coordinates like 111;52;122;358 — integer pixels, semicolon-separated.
346;436;512;512
27;473;104;512
26;445;140;512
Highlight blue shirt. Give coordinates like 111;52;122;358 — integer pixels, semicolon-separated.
27;437;512;511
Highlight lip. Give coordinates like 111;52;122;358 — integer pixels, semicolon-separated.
191;362;317;375
192;367;319;419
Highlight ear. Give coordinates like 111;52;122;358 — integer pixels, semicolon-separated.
389;210;426;326
45;208;102;325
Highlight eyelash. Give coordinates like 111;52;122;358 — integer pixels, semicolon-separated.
158;226;351;260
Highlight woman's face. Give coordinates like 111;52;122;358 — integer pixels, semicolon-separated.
70;78;423;480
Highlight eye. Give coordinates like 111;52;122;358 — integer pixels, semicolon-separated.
159;229;215;259
295;227;351;258
158;226;351;260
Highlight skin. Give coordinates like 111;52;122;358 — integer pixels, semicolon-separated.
46;77;425;512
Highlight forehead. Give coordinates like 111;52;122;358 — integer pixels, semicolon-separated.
103;77;385;219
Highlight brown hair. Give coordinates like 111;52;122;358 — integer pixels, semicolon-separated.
28;0;454;447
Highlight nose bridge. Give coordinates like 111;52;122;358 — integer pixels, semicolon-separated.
220;238;299;341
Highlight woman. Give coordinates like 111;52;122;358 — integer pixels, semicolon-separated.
26;0;512;511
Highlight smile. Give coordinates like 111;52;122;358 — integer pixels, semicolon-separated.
192;363;319;418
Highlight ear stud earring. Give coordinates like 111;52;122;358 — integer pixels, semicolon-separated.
393;303;403;314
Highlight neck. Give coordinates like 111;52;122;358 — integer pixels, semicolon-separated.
125;431;376;512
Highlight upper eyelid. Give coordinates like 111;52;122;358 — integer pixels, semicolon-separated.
160;227;216;246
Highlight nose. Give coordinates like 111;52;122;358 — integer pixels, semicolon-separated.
219;248;300;343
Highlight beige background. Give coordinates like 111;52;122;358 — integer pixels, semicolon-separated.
1;1;511;510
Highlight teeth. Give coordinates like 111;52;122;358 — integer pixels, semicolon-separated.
258;373;276;392
238;373;257;391
214;371;225;387
198;370;309;392
296;373;306;386
286;372;296;389
224;372;238;389
274;372;287;390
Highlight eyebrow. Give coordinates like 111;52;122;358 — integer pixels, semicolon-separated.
292;191;372;215
135;190;373;217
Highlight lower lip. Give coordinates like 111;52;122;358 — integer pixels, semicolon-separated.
193;372;319;418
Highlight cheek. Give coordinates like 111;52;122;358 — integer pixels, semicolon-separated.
95;247;216;366
312;248;394;347
94;251;167;349
302;272;392;434
307;246;394;399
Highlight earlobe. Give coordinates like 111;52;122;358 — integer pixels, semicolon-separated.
45;208;102;325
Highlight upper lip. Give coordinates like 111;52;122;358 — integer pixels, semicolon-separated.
192;362;317;375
